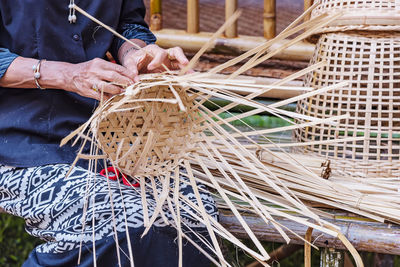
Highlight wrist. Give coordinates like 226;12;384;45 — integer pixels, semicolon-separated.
40;61;73;91
118;39;147;65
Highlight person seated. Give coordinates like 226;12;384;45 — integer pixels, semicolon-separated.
0;1;217;266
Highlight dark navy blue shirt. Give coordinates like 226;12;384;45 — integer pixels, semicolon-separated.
0;0;156;168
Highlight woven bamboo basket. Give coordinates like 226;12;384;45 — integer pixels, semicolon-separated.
309;0;400;34
295;32;400;177
91;79;203;177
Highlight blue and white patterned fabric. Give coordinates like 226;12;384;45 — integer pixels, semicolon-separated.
0;164;218;267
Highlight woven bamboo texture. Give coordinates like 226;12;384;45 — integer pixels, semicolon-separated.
295;32;400;177
94;82;202;177
310;0;400;34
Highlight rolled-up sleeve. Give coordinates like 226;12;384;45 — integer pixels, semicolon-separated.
110;0;157;59
0;48;18;78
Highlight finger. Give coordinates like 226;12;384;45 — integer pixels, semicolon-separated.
85;85;102;101
98;60;136;80
97;81;124;95
169;47;189;67
101;71;134;87
124;52;149;82
125;58;140;83
147;49;167;71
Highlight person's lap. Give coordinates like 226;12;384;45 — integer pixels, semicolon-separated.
0;164;217;267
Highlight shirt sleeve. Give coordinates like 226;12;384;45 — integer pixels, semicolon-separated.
0;48;19;78
110;0;157;61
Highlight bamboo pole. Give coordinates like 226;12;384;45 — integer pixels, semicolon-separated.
154;29;315;61
225;0;238;38
150;0;162;31
304;227;313;267
219;209;400;255
263;0;276;39
187;0;199;33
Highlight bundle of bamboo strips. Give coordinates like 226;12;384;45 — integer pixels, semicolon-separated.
58;3;400;267
62;70;372;266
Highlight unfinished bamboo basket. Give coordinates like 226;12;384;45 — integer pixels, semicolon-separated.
92;79;203;177
310;0;400;34
295;32;400;177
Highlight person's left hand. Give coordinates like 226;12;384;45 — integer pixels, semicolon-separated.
120;44;189;82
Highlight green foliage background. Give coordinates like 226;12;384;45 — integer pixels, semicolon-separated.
0;214;43;267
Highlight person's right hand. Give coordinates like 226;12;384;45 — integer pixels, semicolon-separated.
66;58;136;100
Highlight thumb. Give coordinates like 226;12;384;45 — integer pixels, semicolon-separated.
125;55;145;83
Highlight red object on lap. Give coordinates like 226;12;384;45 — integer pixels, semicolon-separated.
99;167;140;187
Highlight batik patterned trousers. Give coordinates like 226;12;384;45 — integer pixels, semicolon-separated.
0;164;218;267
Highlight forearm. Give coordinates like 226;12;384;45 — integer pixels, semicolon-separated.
0;57;73;91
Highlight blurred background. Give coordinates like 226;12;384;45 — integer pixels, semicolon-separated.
143;0;304;36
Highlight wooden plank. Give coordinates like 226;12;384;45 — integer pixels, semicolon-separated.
218;209;400;255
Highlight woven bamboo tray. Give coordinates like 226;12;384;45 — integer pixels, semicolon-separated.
295;32;400;177
310;0;400;34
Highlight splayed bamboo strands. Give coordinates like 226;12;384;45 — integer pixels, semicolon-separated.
201;151;400;222
229;13;343;78
57;4;400;267
191;156;395;223
207;2;325;76
60;71;373;264
180;10;241;75
210;61;328;121
228;114;349;138
224;137;365;149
